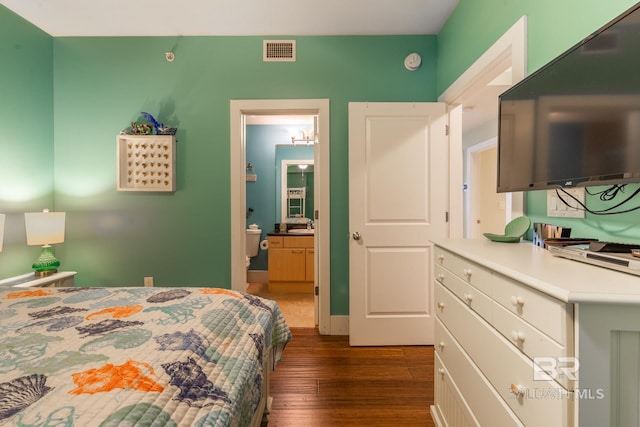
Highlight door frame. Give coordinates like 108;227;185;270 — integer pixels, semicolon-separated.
230;99;330;334
439;16;527;230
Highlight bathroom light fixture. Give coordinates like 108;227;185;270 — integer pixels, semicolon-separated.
290;135;313;144
24;209;65;276
0;214;5;253
290;129;314;144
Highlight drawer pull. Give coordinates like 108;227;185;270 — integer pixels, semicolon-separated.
464;293;473;303
438;341;446;350
463;269;472;279
436;302;445;309
438;255;445;263
437;273;445;282
438;368;445;375
510;296;525;307
510;383;525;397
511;331;526;342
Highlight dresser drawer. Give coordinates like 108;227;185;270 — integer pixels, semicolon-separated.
435;247;493;297
284;236;314;248
491;300;574;390
436;282;572;426
435;264;493;325
436;319;524;427
490;272;573;346
268;236;283;248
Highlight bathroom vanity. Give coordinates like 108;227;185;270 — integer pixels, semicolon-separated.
430;238;640;427
267;233;314;293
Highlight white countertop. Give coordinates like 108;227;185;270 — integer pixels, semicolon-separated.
432;239;640;304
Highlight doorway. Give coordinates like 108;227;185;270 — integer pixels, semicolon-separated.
245;115;316;328
467;141;507;237
230;99;331;334
438;16;527;233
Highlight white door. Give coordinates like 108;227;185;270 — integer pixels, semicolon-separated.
348;102;449;346
470;144;506;238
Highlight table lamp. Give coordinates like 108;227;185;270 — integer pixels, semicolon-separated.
0;214;5;253
24;209;65;276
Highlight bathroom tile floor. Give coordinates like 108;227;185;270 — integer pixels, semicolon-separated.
246;282;315;328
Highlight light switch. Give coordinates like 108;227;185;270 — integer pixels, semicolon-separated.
547;188;585;218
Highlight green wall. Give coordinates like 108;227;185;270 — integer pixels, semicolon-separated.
440;0;640;243
0;7;54;277
50;35;438;316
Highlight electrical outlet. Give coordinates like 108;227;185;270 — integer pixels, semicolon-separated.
547;188;585;218
144;276;154;287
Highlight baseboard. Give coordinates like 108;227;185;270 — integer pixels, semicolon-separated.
329;315;349;335
247;270;268;284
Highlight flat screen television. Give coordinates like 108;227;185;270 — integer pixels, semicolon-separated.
497;2;640;193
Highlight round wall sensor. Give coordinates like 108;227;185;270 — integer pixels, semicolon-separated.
165;52;175;62
404;53;422;71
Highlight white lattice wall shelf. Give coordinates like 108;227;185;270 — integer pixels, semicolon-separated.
117;135;176;192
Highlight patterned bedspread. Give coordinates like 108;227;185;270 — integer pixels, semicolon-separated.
0;287;291;426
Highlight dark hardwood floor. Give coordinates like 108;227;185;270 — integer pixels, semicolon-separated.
268;328;436;427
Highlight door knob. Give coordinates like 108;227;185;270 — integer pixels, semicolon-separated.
352;232;361;240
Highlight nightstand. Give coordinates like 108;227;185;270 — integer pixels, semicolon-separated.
0;271;77;288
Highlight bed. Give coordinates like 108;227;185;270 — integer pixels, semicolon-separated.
0;286;291;426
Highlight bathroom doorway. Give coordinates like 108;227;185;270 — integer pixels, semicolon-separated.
245;114;316;328
230;99;330;334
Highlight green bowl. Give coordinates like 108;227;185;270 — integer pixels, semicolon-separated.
483;216;531;243
504;216;531;237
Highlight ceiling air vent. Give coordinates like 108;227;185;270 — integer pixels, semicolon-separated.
263;40;296;62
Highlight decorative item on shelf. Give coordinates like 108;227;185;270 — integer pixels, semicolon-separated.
24;209;65;276
116;134;176;192
141;112;177;135
0;213;5;252
131;122;153;135
483;216;531;243
157;126;177;135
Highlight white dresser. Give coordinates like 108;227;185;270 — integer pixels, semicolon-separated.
430;239;640;427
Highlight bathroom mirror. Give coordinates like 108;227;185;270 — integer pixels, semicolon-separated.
279;159;314;223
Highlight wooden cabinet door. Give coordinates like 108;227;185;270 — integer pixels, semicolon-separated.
305;249;314;281
268;248;306;281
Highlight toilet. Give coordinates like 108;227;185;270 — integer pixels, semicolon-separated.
246;228;262;271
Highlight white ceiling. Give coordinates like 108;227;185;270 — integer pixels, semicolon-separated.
0;0;459;37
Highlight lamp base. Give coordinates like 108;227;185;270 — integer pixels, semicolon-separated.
33;270;58;278
32;246;61;276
